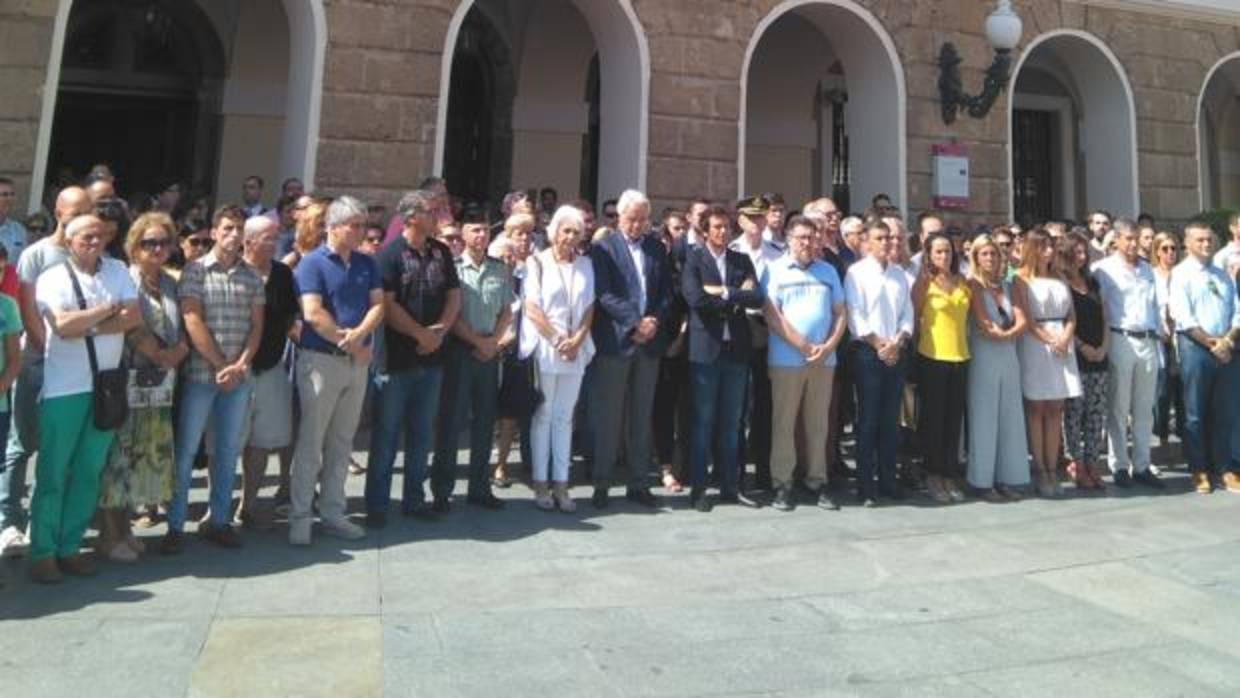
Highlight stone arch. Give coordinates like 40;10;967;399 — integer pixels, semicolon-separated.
435;0;650;205
1007;29;1139;223
1197;51;1240;211
30;0;326;211
738;0;907;212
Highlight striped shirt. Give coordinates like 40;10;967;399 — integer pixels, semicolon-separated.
177;252;265;384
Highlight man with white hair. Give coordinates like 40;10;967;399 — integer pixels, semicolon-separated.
588;189;674;508
289;196;384;545
236;216;299;529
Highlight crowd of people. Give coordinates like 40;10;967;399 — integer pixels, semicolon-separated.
0;168;1238;585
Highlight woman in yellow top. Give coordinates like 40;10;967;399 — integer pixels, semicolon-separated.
912;233;971;504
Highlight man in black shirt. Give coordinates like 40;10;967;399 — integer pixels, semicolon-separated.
365;190;461;526
237;217;300;529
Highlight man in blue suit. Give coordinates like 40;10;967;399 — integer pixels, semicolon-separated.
681;206;765;512
589;189;673;508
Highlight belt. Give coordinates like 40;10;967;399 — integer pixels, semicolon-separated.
302;343;349;358
1033;316;1067;323
1110;327;1157;340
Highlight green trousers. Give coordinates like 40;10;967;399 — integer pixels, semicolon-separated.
30;392;115;562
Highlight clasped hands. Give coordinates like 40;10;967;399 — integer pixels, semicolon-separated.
414;323;447;355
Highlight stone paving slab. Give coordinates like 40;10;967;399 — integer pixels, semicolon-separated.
0;466;1237;697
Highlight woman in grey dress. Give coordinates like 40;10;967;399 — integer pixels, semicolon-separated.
965;236;1029;500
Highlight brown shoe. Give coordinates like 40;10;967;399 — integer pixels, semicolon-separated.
1222;472;1240;494
57;553;98;577
1192;472;1213;495
28;558;62;584
200;523;243;549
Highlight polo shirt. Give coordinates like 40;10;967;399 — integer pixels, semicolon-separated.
456;252;512;336
295;244;380;353
1169;257;1240;338
763;256;844;368
376;234;460;371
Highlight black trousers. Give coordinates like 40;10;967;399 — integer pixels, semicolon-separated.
916;355;968;479
738;347;772;488
652;354;690;474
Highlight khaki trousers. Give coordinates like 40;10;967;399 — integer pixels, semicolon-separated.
769;362;834;491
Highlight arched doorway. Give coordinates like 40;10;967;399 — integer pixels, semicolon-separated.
1198;52;1240;212
739;0;906;213
1008;31;1138;225
31;0;325;211
436;0;649;210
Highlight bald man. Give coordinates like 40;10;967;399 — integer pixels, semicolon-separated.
0;186;93;556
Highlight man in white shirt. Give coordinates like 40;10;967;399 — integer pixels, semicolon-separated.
844;220;914;506
1212;211;1240;278
1093;218;1164;488
241;175;269;218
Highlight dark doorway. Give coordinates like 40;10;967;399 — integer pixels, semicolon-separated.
580;54;601;207
444;7;514;218
50;0;224;200
1012;109;1055;226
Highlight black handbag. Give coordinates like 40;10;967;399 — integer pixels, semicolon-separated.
497;353;543;420
64;261;129;430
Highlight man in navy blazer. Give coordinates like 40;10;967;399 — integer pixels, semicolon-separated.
681;205;765;512
588;189;673;508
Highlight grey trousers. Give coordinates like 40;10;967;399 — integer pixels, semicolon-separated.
590;351;661;490
291;351;370;524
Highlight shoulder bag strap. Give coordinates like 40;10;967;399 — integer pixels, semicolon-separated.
63;260;100;379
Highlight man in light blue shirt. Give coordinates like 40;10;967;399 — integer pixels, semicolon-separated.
1092;218;1164;488
763;217;846;511
0;177;28;263
1169;221;1240;494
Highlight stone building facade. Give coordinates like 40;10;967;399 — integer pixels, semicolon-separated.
1;0;1238;226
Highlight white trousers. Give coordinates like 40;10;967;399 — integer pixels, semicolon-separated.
530;371;583;484
1106;334;1158;473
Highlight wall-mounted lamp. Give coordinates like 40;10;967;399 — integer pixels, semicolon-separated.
939;0;1023;124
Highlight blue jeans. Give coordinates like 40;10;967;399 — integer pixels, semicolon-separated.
169;379;254;532
365;367;443;514
1177;337;1233;474
688;355;748;494
432;350;499;500
0;357;42;531
853;344;906;499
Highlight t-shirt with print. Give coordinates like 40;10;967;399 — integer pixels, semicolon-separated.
763;256;845;368
376;234;460;372
35;257;137;399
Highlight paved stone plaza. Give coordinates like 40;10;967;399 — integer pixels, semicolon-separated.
1;461;1238;697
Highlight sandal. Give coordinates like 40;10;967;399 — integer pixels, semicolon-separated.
491;473;513;489
661;471;684;493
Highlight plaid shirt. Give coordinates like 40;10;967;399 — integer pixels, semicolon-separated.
177;252;265;384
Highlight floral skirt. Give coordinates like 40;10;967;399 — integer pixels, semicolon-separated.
98;406;173;509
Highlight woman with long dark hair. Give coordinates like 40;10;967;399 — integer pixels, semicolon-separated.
1060;232;1108;491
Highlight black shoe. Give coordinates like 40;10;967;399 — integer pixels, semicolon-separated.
365;511;388;529
431;497;452;514
625;488;657;508
1113;469;1132;488
200;523;242;549
591;488;610;510
159;530;184;556
691;491;713;513
719;491;761;508
467;493;507;510
817;491;841;511
771;487;794;512
402;502;439;521
1132;469;1165;489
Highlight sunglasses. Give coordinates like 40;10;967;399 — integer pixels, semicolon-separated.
186;237;213;248
28;226;46;234
365;235;384;244
140;237;173;251
1158;246;1175;252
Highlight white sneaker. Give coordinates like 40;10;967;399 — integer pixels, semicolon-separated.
320;517;365;541
289;518;313;546
0;526;29;558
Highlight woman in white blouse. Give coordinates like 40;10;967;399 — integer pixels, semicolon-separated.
521;206;595;512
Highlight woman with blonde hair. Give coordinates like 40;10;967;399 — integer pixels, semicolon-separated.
282;197;328;268
492;211;538;487
1013;228;1081;496
965;235;1029;501
96;212;190;562
1151;231;1183;451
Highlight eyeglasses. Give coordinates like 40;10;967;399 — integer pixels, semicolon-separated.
186;237;213;249
140;238;173;251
